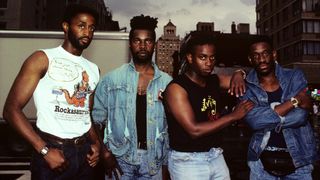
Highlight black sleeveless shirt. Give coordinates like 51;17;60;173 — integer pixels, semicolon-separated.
165;74;222;152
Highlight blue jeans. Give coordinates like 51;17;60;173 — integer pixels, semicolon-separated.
168;148;230;180
108;149;162;180
248;160;313;180
30;138;93;180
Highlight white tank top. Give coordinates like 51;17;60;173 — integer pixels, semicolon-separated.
33;46;99;138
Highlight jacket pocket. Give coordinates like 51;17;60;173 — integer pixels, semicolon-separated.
107;135;131;155
155;132;168;161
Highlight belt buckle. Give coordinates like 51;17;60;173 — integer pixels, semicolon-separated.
74;137;80;145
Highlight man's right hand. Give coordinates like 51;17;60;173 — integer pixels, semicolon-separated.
230;100;254;120
102;148;123;180
43;148;68;172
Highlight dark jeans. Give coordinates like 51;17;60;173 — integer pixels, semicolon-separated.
30;138;93;180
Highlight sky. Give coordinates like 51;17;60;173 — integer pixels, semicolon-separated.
105;0;256;38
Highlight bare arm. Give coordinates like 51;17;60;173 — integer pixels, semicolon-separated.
274;89;312;116
3;51;48;153
3;51;67;170
164;83;254;139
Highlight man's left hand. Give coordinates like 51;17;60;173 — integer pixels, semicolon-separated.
228;71;246;97
87;143;100;167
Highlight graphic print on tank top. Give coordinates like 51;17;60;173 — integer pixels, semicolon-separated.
49;58;93;107
44;57;94;124
201;95;219;121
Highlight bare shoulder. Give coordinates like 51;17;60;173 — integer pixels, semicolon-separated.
21;50;49;76
165;83;188;99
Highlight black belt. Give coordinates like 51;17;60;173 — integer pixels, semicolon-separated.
38;130;89;146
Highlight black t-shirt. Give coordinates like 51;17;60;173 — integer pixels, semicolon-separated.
266;87;287;149
136;94;147;149
165;74;222;152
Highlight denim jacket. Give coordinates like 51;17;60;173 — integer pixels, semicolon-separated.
92;60;172;175
241;63;317;168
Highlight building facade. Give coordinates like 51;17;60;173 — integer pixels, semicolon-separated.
196;22;215;32
256;0;320;84
155;20;180;76
0;0;119;31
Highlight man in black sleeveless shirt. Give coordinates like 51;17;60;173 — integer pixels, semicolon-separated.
163;32;254;180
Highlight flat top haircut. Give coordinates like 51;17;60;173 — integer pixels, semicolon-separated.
129;14;158;41
182;31;216;55
63;4;99;24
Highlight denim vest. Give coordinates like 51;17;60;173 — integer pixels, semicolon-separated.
92;61;172;175
241;64;317;168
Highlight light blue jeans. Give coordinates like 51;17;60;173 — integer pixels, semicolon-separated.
107;149;162;180
168;147;230;180
248;160;313;180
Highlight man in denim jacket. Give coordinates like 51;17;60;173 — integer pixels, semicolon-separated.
92;15;172;179
241;37;317;179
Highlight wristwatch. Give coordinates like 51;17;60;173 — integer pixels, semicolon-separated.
290;97;299;108
40;146;49;156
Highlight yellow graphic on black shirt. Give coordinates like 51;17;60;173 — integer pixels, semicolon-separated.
201;96;218;121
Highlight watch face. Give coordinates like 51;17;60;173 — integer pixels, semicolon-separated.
291;98;299;107
40;147;49;156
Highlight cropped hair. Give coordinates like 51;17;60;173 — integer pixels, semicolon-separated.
129;14;158;41
63;4;99;24
250;36;273;49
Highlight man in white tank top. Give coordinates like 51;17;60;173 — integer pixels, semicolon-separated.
3;4;101;180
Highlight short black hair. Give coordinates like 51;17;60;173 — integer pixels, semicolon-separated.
63;4;99;24
181;31;217;56
249;36;273;49
129;14;158;41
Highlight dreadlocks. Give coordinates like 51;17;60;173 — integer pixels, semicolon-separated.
129;14;158;41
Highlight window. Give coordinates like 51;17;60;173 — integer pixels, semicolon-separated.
264;21;269;32
315;42;320;55
315;21;320;33
293;21;302;35
283;27;289;41
263;4;268;17
0;21;6;29
303;41;320;55
294;42;303;57
283;7;289;22
270;0;273;12
293;1;301;16
0;0;7;8
303;0;320;12
303;20;320;33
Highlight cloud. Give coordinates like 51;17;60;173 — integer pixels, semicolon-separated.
192;0;218;6
107;0;159;16
240;0;256;6
105;0;256;37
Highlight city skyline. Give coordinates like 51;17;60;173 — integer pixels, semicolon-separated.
106;0;256;37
